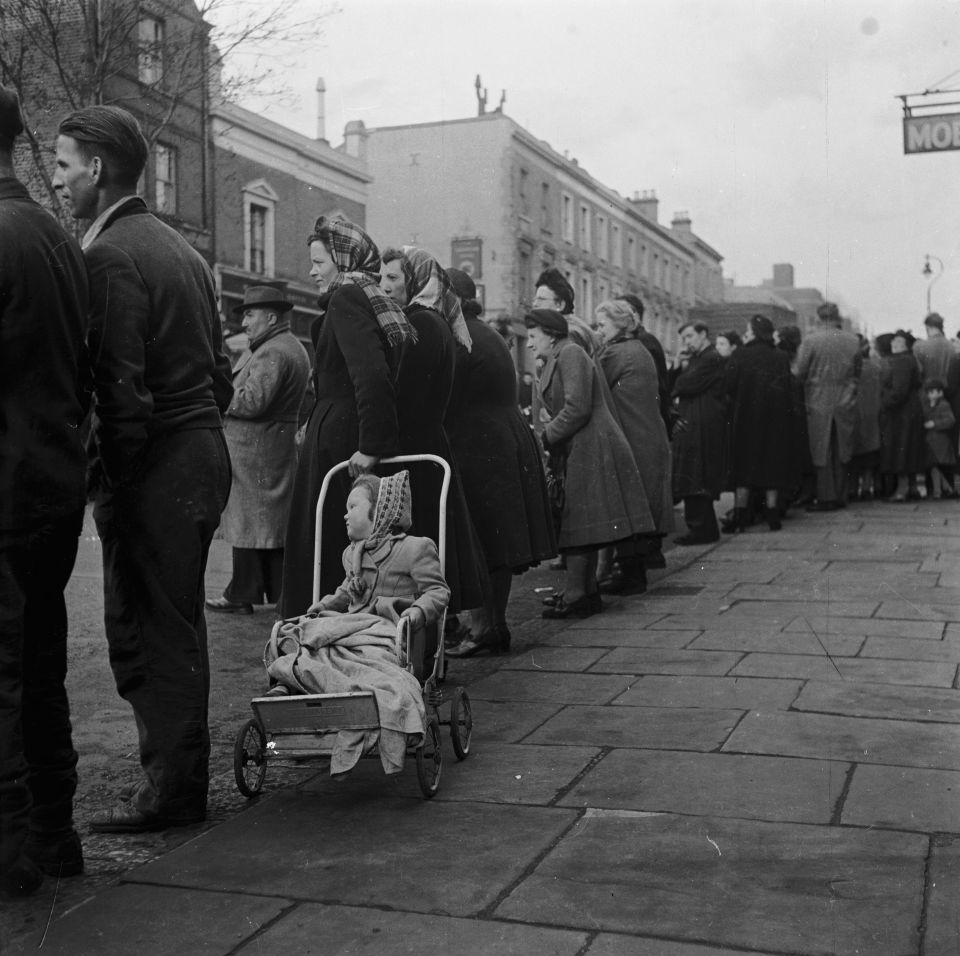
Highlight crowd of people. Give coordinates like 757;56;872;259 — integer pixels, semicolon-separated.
5;85;960;901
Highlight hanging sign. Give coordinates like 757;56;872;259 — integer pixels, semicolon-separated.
903;111;960;154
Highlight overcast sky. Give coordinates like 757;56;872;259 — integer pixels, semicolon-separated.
226;0;960;336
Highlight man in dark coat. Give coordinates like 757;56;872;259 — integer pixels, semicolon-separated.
0;87;89;896
53;106;233;833
795;302;861;510
207;286;310;614
723;315;797;530
671;322;726;544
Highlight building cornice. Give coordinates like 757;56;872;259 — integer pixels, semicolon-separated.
212;102;372;200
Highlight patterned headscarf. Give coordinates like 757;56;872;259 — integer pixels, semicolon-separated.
399;246;472;351
307;216;417;348
345;470;414;603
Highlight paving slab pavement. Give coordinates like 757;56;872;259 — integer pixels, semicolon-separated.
7;498;960;954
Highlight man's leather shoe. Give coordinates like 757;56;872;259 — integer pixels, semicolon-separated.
205;596;253;614
24;829;84;877
90;804;204;833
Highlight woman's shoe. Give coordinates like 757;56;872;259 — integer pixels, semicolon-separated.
205;596;253;614
495;622;512;653
763;506;782;531
446;630;501;657
542;594;596;620
542;590;563;607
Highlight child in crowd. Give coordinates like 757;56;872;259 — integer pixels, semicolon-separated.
265;470;449;694
922;378;957;499
310;469;449;628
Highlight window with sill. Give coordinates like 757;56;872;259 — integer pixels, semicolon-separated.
242;179;278;276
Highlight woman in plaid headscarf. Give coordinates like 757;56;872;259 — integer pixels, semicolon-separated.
279;217;417;616
378;245;489;618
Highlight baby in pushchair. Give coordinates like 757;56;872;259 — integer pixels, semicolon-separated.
265;469;447;676
262;470;449;774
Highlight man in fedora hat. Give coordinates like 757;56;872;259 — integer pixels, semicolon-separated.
207;286;310;614
52;105;233;833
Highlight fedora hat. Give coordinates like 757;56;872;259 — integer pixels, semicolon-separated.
232;285;293;315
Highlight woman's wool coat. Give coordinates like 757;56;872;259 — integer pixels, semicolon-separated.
880;351;924;475
446;315;557;571
597;336;674;534
723;338;798;489
670;346;727;499
539;338;654;550
394;305;489;612
220;325;310;549
279;284;400;616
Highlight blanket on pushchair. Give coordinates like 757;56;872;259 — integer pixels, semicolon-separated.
264;611;426;775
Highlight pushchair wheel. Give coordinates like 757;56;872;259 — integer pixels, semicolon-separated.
450;686;472;760
416;715;442;798
234;718;267;797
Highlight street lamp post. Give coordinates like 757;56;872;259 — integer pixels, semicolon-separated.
923;254;944;314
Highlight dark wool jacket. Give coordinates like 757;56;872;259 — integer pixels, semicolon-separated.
0;177;90;529
84;197;232;487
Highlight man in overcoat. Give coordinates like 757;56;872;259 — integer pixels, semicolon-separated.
207;287;310;614
0;87;89;896
795;302;861;510
53;106;233;833
671;322;726;544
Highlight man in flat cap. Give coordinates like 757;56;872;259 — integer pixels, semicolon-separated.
53;105;233;833
206;287;310;614
0;86;89;896
795;301;861;510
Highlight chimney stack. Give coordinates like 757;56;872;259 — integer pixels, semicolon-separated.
630;189;659;222
343;120;368;161
671;210;692;236
315;77;327;143
772;263;795;288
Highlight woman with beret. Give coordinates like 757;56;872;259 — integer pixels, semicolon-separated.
526;308;655;618
278;217;415;616
443;269;557;656
593;299;673;593
378;245;489;618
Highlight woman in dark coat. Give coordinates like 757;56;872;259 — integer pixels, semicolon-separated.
527;309;655;619
443;269;557;656
723;314;797;530
278;217;416;616
880;330;924;501
378;246;489;616
593;299;673;593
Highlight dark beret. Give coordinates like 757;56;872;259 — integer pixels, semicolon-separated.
524;309;568;336
0;85;24;145
535;268;575;314
617;293;645;319
446;267;476;301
